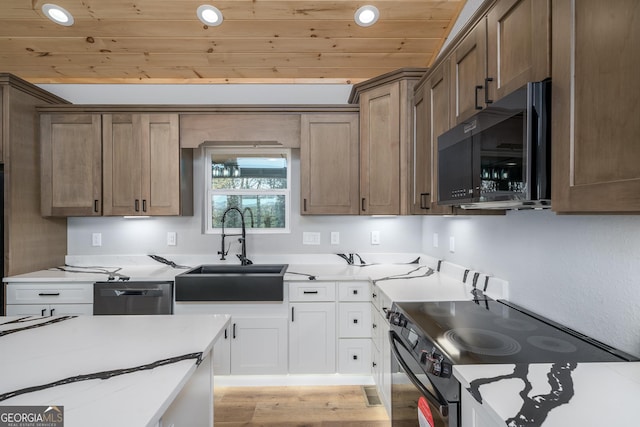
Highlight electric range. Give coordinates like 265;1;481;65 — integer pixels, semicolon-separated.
387;290;636;427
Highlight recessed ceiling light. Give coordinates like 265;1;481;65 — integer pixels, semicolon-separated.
354;5;379;27
42;3;74;26
197;5;223;26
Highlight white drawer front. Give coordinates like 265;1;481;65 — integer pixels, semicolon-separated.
6;303;93;316
337;281;370;302
289;281;336;302
338;339;372;374
338;302;372;338
6;283;93;305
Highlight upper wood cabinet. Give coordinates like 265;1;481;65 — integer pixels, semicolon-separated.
103;113;183;216
353;69;424;215
300;113;359;215
486;0;551;101
41;113;102;216
451;0;550;125
552;0;640;212
413;60;456;215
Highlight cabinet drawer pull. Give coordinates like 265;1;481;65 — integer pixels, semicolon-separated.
361;198;366;212
475;85;483;110
303;290;318;294
142;199;147;212
484;77;494;104
38;292;60;296
94;199;100;213
303;198;307;212
291;307;295;322
135;199;140;212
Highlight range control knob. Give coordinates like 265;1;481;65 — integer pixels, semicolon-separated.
420;347;452;378
387;311;407;327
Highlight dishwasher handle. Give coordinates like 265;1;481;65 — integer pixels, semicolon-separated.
100;288;165;297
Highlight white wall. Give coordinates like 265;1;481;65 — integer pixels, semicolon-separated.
422;211;640;357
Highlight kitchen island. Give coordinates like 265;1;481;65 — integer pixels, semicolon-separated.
0;314;229;427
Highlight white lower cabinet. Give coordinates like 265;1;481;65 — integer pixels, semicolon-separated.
5;282;93;316
371;283;392;415
338;338;371;374
231;317;288;375
461;386;505;427
174;302;288;375
289;301;337;374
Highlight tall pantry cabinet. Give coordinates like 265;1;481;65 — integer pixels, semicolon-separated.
0;74;69;314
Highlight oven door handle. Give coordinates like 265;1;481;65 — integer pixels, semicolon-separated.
389;330;449;418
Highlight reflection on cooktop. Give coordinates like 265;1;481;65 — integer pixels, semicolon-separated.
443;328;522;356
493;316;538;332
527;336;578;353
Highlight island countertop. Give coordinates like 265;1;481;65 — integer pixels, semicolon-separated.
0;314;230;427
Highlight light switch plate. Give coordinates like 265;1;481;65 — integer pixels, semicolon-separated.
92;233;102;247
433;233;439;248
331;231;340;245
449;236;455;253
302;232;321;245
371;230;380;245
167;231;177;246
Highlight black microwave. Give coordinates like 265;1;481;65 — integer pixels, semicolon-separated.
437;79;551;209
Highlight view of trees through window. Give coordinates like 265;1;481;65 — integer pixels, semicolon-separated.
208;150;289;232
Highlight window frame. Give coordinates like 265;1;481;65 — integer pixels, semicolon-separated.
204;147;291;235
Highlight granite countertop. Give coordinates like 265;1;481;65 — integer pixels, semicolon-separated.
454;361;640;426
0;314;230;427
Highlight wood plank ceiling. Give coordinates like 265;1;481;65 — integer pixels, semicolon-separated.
0;0;467;84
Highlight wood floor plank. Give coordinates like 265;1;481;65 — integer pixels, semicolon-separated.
214;385;390;426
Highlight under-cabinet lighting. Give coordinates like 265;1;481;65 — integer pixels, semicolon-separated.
197;5;223;26
123;216;151;219
354;5;379;27
42;4;74;26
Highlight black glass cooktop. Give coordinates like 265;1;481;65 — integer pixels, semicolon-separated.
393;296;635;365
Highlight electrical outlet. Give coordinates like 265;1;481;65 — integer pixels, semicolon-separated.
92;233;102;247
371;230;380;245
449;236;455;253
167;231;177;246
433;233;439;248
302;232;321;245
331;231;340;245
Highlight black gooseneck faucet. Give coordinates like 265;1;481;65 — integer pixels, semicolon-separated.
218;207;253;265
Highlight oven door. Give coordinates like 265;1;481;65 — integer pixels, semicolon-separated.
389;330;458;427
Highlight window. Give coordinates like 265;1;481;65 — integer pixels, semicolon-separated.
205;148;290;234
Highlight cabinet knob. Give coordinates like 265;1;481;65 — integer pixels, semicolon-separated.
352;355;358;360
353;289;358;295
353;318;358;324
372;362;377;367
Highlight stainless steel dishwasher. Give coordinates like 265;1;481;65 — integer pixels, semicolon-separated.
93;281;173;315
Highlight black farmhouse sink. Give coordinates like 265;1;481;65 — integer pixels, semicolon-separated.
174;264;288;302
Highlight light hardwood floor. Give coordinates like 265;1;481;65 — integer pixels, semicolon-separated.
214;385;390;426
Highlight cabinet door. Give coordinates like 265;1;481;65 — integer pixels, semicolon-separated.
487;0;551;102
213;324;231;375
450;19;487;125
141;114;181;215
338;339;371;374
230;317;287;375
338;302;371;338
103;113;141;216
40;113;102;216
289;302;336;374
411;84;430;214
0;85;4;162
360;82;401;214
300;113;359;215
552;0;640;212
425;60;456;215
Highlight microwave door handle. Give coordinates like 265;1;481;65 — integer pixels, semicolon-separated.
389;330;450;418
